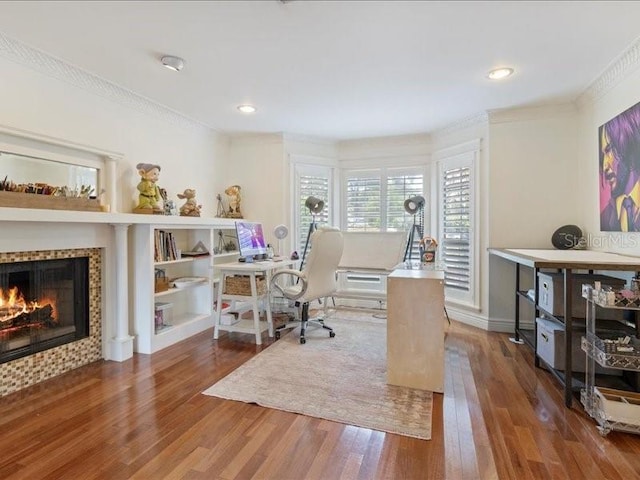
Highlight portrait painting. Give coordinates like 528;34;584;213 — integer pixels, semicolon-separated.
599;100;640;232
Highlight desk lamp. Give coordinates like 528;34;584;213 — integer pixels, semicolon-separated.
300;196;325;268
403;195;425;262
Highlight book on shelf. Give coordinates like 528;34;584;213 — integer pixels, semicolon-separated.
154;230;178;262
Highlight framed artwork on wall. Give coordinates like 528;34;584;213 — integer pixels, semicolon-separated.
599;100;640;232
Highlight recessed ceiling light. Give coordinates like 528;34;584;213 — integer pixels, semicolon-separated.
161;55;184;72
487;67;514;80
237;104;257;114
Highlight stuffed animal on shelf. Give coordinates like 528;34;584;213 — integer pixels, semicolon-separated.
224;184;243;218
134;163;163;214
177;188;202;217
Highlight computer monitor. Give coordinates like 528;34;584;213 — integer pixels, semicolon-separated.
235;221;268;261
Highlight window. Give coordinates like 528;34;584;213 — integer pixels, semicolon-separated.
343;168;425;235
345;172;381;231
293;164;332;262
438;151;476;305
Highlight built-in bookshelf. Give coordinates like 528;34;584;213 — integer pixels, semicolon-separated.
131;219;238;354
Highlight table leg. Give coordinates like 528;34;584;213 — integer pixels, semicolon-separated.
250;273;262;345
213;273;224;340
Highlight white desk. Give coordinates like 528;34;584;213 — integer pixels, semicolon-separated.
386;267;445;392
213;258;297;345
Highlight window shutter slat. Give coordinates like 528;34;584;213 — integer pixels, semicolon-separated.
442;166;471;291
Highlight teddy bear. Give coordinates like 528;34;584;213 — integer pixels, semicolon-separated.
177;188;202;217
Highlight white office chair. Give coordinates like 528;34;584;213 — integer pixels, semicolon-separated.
270;226;344;344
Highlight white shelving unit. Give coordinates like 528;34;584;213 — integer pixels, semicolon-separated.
131;220;237;354
581;287;640;436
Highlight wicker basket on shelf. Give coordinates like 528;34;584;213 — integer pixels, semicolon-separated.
224;275;267;296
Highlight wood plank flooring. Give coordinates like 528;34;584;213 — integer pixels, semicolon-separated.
1;314;640;479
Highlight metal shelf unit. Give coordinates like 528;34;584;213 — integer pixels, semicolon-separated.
581;288;640;436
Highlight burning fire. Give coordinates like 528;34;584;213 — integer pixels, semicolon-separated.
0;287;55;324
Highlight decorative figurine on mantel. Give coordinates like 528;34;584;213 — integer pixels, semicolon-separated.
224;184;243;218
133;163;164;214
177;188;202;217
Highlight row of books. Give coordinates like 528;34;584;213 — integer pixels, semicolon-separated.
154;230;179;262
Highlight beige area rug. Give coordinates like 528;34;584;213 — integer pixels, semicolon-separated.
202;308;432;440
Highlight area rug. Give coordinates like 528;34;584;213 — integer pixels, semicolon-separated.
202;309;432;440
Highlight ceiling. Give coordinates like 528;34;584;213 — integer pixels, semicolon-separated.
1;1;640;140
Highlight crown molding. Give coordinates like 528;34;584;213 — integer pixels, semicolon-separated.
488;103;577;124
578;36;640;106
432;112;489;138
0;31;211;133
228;132;285;146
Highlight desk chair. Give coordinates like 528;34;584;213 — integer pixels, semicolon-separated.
270;226;344;344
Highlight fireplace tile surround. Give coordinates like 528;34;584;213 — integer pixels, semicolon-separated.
0;248;101;396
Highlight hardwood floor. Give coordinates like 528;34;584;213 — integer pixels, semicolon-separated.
1;314;640;479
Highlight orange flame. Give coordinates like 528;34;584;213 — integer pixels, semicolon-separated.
0;287;56;323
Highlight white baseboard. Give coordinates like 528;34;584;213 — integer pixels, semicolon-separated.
444;308;533;334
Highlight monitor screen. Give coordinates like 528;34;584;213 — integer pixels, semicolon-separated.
235;221;267;259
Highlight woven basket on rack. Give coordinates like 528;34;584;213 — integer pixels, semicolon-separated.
224;275;267;296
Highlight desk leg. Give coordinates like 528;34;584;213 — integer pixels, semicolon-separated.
564;268;574;408
265;297;274;338
250;273;262;345
213;273;224;340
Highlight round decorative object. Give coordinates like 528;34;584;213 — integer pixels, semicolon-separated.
551;225;583;250
274;224;289;240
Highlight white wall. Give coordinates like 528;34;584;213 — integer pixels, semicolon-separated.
222;133;338;254
484;106;580;328
225;134;287;248
0;56;224;216
488;105;580;248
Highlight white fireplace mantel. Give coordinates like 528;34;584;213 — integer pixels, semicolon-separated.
0;206;237;362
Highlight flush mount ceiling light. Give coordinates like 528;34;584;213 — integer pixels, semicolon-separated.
487;67;514;80
237;104;257;114
161;55;184;72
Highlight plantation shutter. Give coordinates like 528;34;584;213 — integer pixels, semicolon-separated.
298;171;330;265
345;174;381;231
441;166;471;291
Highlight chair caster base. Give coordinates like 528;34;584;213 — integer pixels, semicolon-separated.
329;331;335;338
300;337;306;344
275;331;281;340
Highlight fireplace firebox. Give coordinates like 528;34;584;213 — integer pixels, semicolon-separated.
0;257;89;364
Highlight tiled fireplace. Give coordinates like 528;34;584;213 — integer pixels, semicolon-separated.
0;248;102;396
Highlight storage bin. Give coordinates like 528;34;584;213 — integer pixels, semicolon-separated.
223;275;267;296
536;317;622;375
220;312;240;326
594;387;640;427
154;302;173;333
536;317;588;372
537;272;626;319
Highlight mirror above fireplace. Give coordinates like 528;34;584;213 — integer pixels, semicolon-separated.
0;123;122;212
0;151;98;197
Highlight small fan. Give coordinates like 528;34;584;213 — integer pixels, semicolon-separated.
273;224;289;257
